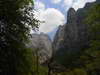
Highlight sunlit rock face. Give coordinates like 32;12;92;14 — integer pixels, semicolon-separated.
29;33;52;63
53;0;99;66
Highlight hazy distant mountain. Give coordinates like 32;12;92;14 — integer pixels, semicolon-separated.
29;33;53;63
48;27;58;41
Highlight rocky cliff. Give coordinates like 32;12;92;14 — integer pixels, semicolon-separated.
53;25;65;52
29;33;52;63
53;0;99;66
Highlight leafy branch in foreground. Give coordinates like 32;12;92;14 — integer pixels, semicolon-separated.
0;0;39;75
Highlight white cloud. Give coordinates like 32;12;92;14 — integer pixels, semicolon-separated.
72;0;96;10
34;1;46;23
34;1;45;10
34;1;65;33
64;0;73;7
62;0;74;11
51;0;61;4
39;8;65;33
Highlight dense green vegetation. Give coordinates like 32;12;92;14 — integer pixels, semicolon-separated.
0;0;39;74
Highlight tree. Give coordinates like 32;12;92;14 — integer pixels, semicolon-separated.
76;3;100;75
0;0;39;75
84;3;100;75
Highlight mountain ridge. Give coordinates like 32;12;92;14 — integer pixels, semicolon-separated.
53;0;99;66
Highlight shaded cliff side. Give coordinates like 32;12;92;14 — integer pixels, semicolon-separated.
53;0;99;66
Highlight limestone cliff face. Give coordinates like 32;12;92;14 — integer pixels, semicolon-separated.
29;33;52;63
53;8;79;54
53;8;80;64
63;8;79;51
53;25;65;52
53;0;99;65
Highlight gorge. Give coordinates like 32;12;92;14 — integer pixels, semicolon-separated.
30;0;99;64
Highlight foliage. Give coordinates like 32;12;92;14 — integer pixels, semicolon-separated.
82;3;100;74
0;0;39;74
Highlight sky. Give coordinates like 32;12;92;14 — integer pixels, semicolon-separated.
33;0;96;39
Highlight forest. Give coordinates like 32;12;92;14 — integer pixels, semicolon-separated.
0;0;100;75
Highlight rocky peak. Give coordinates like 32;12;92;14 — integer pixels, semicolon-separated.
53;25;65;52
67;8;76;24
